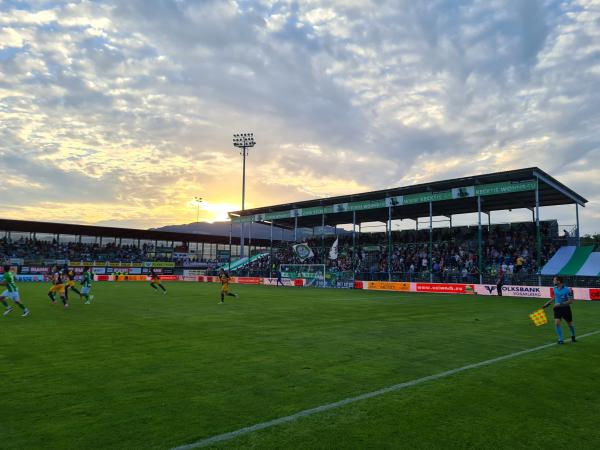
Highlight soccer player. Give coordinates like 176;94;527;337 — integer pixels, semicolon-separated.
149;269;167;295
543;276;576;344
218;268;237;304
64;266;82;302
1;265;30;317
276;269;284;287
48;266;68;308
81;267;94;304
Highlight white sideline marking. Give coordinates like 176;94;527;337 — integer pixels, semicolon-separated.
171;330;600;450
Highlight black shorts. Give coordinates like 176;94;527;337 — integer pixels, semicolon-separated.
553;305;573;322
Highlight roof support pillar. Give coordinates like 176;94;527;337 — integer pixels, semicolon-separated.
575;203;580;247
477;196;483;285
535;180;541;275
294;216;298;242
321;213;325;265
352;211;356;281
270;221;274;278
228;220;233;271
240;220;245;259
429;202;433;283
388;205;392;281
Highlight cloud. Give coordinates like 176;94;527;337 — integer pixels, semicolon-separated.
0;0;598;234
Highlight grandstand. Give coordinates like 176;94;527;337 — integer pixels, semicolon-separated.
0;218;277;275
228;167;597;286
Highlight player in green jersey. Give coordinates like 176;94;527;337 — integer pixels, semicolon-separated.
1;265;30;317
80;267;94;304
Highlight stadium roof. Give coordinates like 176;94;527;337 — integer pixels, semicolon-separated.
0;219;275;246
228;167;587;229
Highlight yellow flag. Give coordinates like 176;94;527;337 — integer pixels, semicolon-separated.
529;309;548;327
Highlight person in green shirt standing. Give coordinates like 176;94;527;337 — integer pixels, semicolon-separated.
1;265;30;317
81;267;95;305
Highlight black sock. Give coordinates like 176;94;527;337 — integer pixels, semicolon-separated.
150;283;158;290
48;292;56;302
221;293;224;301
227;293;236;297
159;285;166;292
64;289;69;301
62;296;67;305
71;287;82;296
1;299;8;307
16;302;25;310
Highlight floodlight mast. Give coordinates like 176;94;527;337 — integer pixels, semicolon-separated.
194;197;203;223
232;133;256;259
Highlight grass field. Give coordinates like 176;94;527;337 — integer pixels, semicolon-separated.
1;282;600;450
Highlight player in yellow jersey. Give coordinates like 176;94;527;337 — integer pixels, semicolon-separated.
64;266;82;302
48;266;68;308
218;268;238;304
149;268;167;295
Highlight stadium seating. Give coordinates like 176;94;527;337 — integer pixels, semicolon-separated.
540;246;576;275
577;252;600;276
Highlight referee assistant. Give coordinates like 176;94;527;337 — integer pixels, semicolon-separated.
543;276;576;344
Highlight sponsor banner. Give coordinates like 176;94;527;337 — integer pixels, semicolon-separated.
354;281;364;289
95;275;110;281
476;284;551;298
328;281;354;289
16;274;45;282
234;277;262;285
142;262;175;268
20;267;30;274
362;245;381;252
294;279;305;287
452;186;475;199
114;275;147;282
263;277;295;286
198;276;220;283
129;267;142;275
475;180;537;197
182;276;201;282
571;288;591;301
367;281;411;292
403;190;453;205
93;267;106;275
590;289;600;301
417;283;476;294
157;275;178;281
385;196;404;207
184;269;206;276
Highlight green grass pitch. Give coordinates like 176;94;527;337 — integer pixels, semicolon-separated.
2;282;600;449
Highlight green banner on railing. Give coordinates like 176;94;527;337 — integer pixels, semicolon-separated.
231;180;537;223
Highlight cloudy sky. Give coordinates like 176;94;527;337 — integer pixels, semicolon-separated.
1;0;599;233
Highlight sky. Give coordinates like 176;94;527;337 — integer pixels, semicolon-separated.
0;0;599;233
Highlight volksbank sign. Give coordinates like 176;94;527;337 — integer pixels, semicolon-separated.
483;285;544;297
232;180;538;224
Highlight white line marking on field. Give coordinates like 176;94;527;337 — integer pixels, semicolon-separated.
171;329;600;450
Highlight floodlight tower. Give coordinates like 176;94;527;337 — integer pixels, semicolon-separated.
194;197;203;223
232;133;256;258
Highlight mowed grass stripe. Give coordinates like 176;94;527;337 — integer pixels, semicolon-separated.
173;330;600;449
